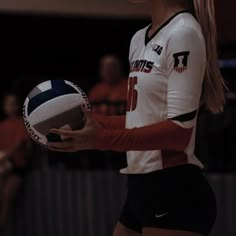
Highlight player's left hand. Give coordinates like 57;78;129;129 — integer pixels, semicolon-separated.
47;106;102;152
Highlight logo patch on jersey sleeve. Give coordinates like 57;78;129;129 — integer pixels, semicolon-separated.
173;51;190;73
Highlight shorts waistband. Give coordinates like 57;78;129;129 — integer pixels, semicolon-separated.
126;164;202;184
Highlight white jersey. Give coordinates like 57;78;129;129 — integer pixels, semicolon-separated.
121;11;206;174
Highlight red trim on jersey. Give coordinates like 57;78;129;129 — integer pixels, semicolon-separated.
161;150;188;168
94;114;126;129
95;119;193;152
174;66;187;73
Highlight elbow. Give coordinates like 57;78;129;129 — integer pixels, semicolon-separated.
170;126;193;151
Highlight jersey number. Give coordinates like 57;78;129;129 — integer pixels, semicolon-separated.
127;76;138;111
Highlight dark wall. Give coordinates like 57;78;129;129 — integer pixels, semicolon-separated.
1;13;148;86
215;0;236;44
1;10;236;89
1;10;236;82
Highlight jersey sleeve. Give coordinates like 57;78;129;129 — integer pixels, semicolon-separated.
165;26;206;127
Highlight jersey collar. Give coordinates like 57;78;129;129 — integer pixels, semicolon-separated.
145;10;190;46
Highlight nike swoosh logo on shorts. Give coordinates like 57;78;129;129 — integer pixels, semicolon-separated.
155;212;169;218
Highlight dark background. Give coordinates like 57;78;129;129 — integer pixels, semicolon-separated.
0;13;148;93
1;3;236;92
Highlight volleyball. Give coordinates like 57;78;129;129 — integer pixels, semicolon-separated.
23;80;90;146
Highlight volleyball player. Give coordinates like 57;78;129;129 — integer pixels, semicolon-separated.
48;0;225;235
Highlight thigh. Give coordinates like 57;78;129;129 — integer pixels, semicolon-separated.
143;228;202;236
113;222;141;236
119;191;143;234
132;165;216;235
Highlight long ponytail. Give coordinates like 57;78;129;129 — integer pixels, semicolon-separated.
192;0;226;113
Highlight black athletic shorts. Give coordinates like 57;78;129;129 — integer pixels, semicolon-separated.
119;164;217;235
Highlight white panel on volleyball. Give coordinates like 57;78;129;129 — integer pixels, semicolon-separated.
28;94;83;126
37;81;53;92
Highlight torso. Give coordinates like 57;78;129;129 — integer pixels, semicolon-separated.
121;12;206;174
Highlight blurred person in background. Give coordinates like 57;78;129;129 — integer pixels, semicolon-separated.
0;92;31;233
89;54;128;115
88;54;128;169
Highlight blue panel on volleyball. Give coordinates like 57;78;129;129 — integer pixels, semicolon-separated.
28;80;78;115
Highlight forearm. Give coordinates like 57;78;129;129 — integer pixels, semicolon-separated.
93;114;126;129
96;119;193;152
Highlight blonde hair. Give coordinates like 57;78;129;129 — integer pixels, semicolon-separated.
171;0;226;113
192;0;226;113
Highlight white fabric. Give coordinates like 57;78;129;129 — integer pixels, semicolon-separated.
121;12;205;174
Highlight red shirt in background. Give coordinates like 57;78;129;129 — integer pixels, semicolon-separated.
0;117;30;168
89;79;127;115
